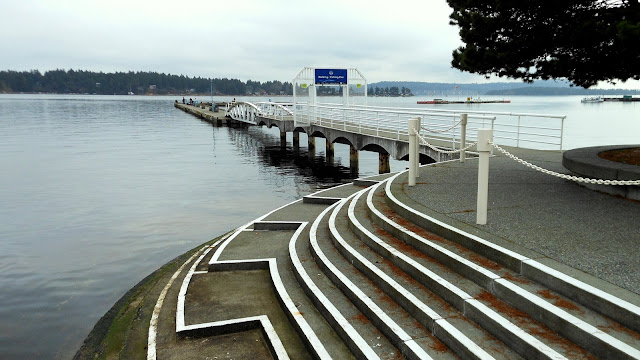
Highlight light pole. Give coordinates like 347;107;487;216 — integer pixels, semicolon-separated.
210;79;214;110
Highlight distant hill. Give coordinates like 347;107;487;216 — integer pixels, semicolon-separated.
369;80;639;96
369;80;571;96
485;87;640;96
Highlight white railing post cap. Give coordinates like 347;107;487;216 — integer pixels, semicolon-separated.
477;129;493;152
408;117;420;135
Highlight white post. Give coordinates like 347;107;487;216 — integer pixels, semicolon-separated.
414;117;421;179
408;117;420;186
293;81;297;126
460;114;467;163
476;129;493;225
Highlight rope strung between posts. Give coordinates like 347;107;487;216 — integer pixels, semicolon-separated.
414;129;477;154
489;140;640;186
420;117;464;134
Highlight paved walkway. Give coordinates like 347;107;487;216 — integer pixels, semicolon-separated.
401;147;640;297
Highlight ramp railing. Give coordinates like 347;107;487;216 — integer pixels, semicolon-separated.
225;102;262;124
351;104;566;150
255;102;293;121
226;101;566;151
295;102;493;150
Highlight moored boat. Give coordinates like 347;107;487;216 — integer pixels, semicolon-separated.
581;96;604;103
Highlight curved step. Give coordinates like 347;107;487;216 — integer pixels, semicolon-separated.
313;196;444;360
385;170;640;335
378;174;640;359
330;193;522;360
348;185;588;359
289;202;396;359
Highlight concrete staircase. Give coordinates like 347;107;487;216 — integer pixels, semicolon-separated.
164;101;640;359
164;173;640;359
288;176;640;359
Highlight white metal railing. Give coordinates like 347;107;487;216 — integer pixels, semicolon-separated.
350;104;566;151
225;101;262;123
226;101;566;151
226;101;294;123
255;102;293;121
294;102;493;150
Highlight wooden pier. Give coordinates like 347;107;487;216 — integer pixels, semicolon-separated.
603;95;640;102
174;101;227;125
417;98;511;104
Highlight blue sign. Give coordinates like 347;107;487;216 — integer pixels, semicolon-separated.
315;69;348;85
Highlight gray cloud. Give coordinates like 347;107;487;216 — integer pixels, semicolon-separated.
1;0;638;89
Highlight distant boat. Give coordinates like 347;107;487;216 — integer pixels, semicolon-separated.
127;87;134;95
581;96;604;103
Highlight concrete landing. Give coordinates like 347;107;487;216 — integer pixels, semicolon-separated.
400;147;640;297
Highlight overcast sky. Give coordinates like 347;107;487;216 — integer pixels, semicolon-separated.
1;0;638;89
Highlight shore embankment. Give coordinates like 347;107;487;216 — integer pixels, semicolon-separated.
73;233;229;359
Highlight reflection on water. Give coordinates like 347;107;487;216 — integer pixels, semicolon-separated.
227;125;360;183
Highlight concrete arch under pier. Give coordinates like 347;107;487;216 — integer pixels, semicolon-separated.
252;115;457;174
307;125;453;163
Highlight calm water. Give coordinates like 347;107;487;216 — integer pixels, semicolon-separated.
0;94;637;359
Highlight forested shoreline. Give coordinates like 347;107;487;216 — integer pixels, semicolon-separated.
2;69;637;97
0;69;293;95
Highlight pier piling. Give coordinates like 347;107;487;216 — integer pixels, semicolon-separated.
379;153;390;174
350;145;359;175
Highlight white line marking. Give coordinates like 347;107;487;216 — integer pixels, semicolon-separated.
523;260;640;321
147;244;211;360
367;181;501;284
387;165;640;340
325;196;432;359
346;189;495;360
210;199;303;263
180;315;290;359
497;279;640;359
385;170;529;264
355;182;565;359
303;202;381;359
207;223;333;359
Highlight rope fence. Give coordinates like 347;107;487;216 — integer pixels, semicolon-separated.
409;120;639;225
490;141;640;186
420;118;464;134
414;129;477;154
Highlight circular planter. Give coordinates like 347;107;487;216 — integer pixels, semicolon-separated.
562;145;640;200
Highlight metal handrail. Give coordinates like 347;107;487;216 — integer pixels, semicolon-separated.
226;101;566;150
255;102;294;116
348;103;567;120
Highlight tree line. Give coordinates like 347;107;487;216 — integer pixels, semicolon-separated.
0;69;294;95
367;86;413;97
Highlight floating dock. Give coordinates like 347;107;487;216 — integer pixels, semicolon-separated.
603;95;640;102
417;98;511;104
